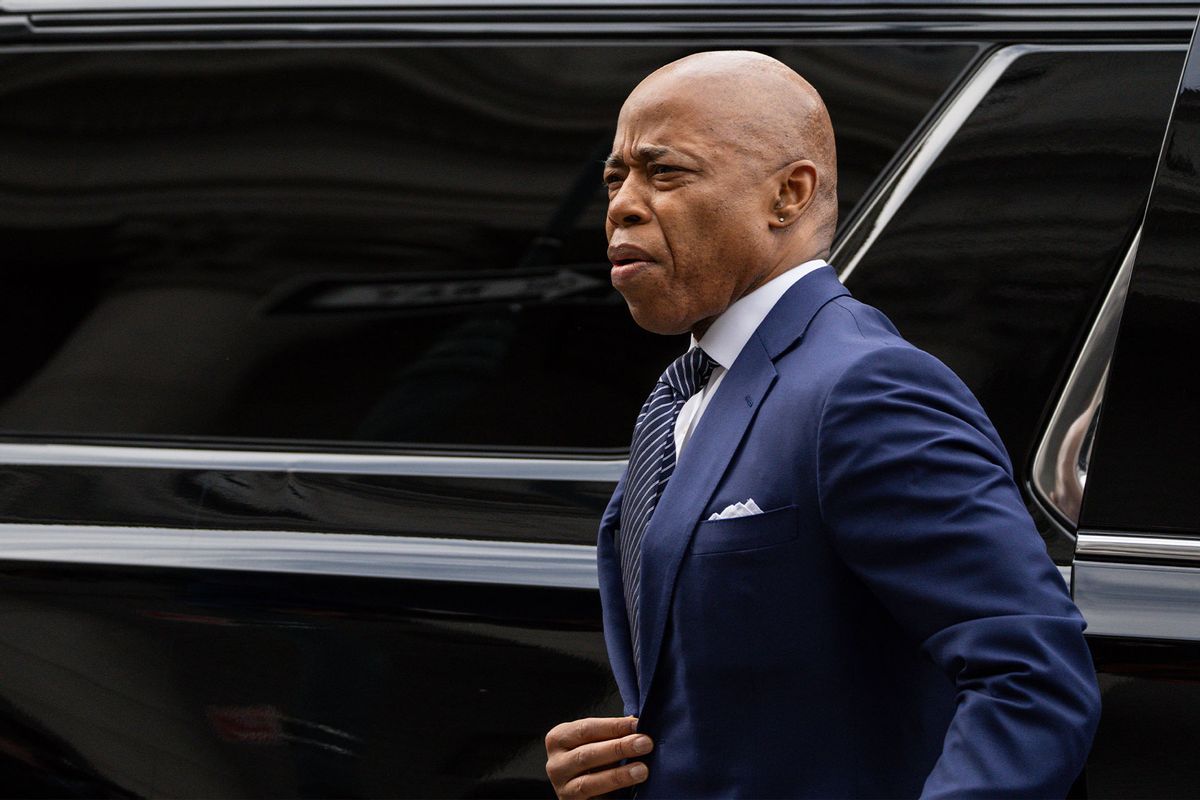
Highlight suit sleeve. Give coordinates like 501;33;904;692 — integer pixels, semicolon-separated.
815;345;1101;799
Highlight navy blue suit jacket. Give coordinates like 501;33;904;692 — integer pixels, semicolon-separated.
596;267;1100;798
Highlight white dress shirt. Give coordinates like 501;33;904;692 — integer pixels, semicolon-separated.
673;259;829;456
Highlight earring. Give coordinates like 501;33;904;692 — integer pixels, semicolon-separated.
777;216;786;223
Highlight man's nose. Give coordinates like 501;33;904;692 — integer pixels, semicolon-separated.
607;177;650;228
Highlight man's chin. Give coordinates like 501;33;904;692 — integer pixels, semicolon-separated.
625;303;694;337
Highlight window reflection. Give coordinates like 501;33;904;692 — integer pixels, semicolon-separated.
1046;377;1105;525
1032;230;1141;528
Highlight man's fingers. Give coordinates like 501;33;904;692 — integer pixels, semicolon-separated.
547;733;653;784
545;716;638;754
562;762;649;800
544;717;650;799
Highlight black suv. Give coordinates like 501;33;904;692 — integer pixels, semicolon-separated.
0;2;1198;797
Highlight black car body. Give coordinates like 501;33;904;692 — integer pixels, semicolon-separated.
0;2;1198;797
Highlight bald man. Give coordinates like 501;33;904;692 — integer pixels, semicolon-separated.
544;52;1100;799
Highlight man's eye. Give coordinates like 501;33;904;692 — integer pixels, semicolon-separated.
651;164;679;176
603;174;623;189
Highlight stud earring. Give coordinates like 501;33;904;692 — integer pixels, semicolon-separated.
777;216;786;223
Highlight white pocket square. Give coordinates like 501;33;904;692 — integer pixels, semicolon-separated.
708;498;763;521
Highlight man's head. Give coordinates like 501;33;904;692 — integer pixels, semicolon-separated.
604;50;837;336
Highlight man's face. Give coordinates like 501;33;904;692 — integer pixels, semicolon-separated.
604;86;776;336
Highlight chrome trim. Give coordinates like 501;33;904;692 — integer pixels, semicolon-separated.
10;0;400;7
0;443;626;481
6;0;1199;17
7;0;536;8
1076;531;1200;564
1030;230;1141;527
0;523;600;589
1074;559;1200;641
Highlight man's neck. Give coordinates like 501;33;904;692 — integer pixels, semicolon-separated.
689;258;830;368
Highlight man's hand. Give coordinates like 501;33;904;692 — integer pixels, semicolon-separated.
545;716;652;799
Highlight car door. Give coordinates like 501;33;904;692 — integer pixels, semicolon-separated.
1069;13;1200;798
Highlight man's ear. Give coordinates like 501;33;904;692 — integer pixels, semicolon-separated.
769;160;818;228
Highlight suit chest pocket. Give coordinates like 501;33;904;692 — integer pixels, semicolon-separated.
690;503;800;555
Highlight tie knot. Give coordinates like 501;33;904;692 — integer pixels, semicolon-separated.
661;346;717;400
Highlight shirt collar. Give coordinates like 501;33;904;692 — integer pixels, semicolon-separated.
691;258;829;369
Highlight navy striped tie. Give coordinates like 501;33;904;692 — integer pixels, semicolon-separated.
619;346;717;683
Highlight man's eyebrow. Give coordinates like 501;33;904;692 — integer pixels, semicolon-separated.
603;145;678;170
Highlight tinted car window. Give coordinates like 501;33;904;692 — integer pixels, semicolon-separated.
0;43;972;452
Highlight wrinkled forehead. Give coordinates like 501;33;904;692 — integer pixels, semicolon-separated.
612;79;744;155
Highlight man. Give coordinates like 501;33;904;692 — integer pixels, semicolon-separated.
544;51;1100;799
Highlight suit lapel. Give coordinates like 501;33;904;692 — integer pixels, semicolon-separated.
636;334;777;709
634;265;850;710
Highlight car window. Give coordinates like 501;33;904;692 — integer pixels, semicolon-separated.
0;43;973;452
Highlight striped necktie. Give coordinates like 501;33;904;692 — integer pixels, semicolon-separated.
619;346;717;683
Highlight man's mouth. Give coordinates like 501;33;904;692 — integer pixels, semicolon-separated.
608;243;654;264
610;259;655;293
608;245;657;283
